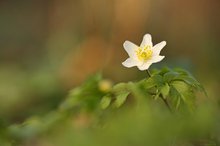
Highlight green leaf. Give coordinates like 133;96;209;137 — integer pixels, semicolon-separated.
170;81;196;111
158;67;170;76
100;95;112;109
112;83;130;107
160;83;170;98
171;81;189;93
144;77;157;89
169;85;181;98
182;90;196;111
174;68;189;76
153;75;164;86
171;74;205;95
163;72;179;82
144;74;164;89
170;81;189;102
169;86;182;110
113;91;130;108
112;83;127;94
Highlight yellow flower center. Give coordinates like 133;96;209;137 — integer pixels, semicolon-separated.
136;46;153;61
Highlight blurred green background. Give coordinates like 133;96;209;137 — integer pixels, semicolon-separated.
0;0;220;145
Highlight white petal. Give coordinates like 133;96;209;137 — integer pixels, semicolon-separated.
122;58;139;68
123;41;138;59
140;34;153;48
137;62;152;71
150;56;165;63
152;41;166;56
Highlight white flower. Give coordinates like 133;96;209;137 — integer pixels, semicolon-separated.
122;34;166;71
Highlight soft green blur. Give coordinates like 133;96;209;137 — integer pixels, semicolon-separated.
0;0;220;145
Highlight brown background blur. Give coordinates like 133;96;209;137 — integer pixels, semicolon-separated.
0;0;220;118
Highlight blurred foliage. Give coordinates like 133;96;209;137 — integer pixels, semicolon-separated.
0;68;219;146
0;0;220;146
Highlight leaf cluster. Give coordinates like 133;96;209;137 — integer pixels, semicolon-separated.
100;67;206;111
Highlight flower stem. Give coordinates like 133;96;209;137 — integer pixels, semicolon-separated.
146;70;151;77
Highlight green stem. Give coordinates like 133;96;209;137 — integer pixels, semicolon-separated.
146;70;151;77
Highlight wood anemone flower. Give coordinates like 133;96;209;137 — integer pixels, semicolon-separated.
122;34;166;71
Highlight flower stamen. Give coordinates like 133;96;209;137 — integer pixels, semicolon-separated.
136;46;153;61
